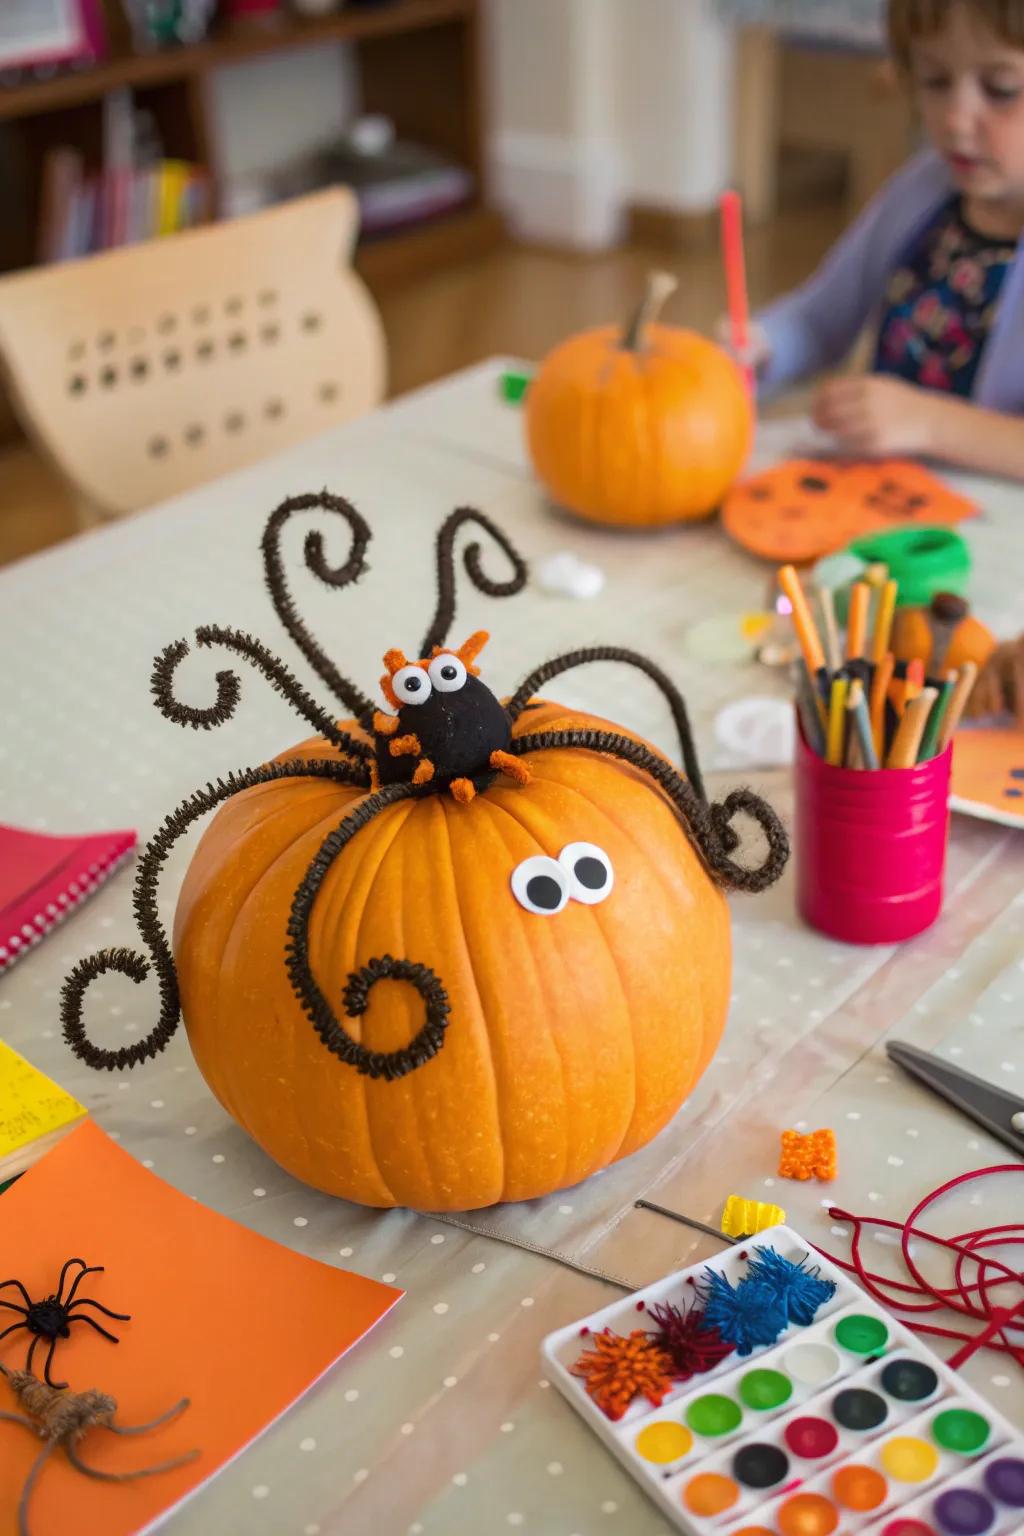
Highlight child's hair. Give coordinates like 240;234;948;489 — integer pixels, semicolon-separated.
889;0;1024;65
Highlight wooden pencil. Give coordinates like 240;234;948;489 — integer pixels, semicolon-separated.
817;587;842;673
870;579;898;663
846;582;870;661
847;677;880;770
779;565;826;677
937;661;978;751
796;660;827;756
827;675;849;766
870;651;894;760
917;673;956;761
887;687;938;769
904;657;925;703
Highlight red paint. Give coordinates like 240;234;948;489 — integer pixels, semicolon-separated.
880;1520;936;1536
784;1416;840;1460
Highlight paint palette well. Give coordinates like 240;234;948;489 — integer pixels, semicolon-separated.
540;1227;1023;1535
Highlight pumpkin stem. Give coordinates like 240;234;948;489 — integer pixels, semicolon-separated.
621;270;678;352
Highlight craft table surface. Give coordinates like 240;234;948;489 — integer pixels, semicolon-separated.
1;359;1021;1536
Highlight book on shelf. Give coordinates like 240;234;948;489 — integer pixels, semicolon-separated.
38;153;212;261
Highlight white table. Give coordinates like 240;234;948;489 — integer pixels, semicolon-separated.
1;359;1021;1536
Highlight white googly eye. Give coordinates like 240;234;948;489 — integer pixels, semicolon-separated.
392;665;432;707
511;856;569;916
559;842;614;905
428;653;468;693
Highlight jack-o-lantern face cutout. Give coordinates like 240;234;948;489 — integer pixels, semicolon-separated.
722;458;977;563
951;728;1024;829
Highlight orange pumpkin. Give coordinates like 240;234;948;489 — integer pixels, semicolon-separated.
891;592;997;677
722;459;977;564
526;272;752;528
62;495;788;1213
173;699;732;1210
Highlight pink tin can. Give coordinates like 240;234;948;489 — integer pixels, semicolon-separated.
795;719;952;945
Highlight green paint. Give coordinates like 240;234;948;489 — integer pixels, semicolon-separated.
685;1394;742;1437
500;371;532;404
835;1313;889;1355
932;1408;989;1455
739;1369;793;1411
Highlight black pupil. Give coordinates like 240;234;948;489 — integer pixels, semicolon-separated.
574;856;606;890
404;675;423;693
441;665;457;680
799;475;830;492
526;875;563;911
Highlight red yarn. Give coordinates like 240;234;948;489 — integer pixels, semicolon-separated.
816;1164;1024;1372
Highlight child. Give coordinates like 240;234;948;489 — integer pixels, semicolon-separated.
736;0;1024;481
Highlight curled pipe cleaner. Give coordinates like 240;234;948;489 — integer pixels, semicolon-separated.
817;1165;1024;1372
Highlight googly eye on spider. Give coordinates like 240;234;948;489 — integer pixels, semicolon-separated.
511;855;570;916
559;842;614;904
392;664;432;705
428;653;467;692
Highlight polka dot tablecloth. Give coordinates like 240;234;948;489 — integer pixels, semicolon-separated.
0;362;1021;1535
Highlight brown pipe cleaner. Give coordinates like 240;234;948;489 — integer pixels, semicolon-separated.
151;625;371;761
62;758;368;1071
510;728;789;893
0;1363;197;1536
260;490;376;722
419;507;529;657
505;646;709;804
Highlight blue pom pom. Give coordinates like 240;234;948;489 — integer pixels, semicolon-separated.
699;1271;788;1356
744;1247;837;1327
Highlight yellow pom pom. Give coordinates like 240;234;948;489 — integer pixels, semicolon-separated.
721;1195;786;1239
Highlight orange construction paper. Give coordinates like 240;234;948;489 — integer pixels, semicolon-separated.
0;1121;401;1536
722;458;976;564
951;727;1024;830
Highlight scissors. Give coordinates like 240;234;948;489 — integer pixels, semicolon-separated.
887;1041;1024;1159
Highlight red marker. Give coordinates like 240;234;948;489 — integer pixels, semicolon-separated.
720;188;753;394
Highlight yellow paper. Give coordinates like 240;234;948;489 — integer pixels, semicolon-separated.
0;1040;86;1160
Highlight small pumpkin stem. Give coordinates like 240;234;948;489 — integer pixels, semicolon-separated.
622;270;678;352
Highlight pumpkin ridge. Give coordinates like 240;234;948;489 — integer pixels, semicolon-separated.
435;797;506;1202
472;794;577;1195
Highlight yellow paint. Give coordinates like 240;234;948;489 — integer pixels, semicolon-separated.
721;1195;786;1238
880;1436;939;1483
635;1421;693;1464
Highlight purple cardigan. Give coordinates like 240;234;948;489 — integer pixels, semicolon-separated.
757;150;1024;413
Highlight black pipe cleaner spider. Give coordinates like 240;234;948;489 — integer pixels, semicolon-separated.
0;1259;130;1389
61;492;789;1086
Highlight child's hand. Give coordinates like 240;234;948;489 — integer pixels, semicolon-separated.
714;315;772;373
812;376;941;456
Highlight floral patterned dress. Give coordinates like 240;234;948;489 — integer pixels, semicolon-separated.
874;199;1017;397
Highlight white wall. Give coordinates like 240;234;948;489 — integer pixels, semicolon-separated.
485;0;735;248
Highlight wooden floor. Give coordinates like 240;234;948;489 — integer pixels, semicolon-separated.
0;197;844;570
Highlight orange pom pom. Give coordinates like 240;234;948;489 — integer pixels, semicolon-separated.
778;1128;837;1182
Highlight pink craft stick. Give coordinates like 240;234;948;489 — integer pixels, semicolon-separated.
719;188;754;394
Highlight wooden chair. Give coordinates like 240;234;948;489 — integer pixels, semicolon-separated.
0;189;386;521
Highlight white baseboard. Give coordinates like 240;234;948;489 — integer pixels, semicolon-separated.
488;130;626;251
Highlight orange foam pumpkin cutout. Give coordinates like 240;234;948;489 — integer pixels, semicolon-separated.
891;592;997;677
951;728;1024;830
60;495;789;1212
526;271;753;528
722;458;976;564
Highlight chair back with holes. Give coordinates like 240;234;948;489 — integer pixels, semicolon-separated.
0;189;386;518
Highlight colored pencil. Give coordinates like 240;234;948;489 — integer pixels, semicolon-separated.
847;677;880;770
846;582;870;661
779;565;826;678
917;674;956;761
720;189;753;392
887;687;938;769
870;651;894;760
937;661;978;751
904;657;925;708
827;675;850;766
796;660;827;756
817;587;842;673
870;579;898;663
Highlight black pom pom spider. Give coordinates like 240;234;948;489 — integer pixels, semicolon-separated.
0;1259;130;1389
61;491;789;1086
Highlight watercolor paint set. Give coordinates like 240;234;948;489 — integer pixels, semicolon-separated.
541;1226;1023;1535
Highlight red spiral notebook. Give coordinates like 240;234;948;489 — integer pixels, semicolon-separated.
0;823;137;975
